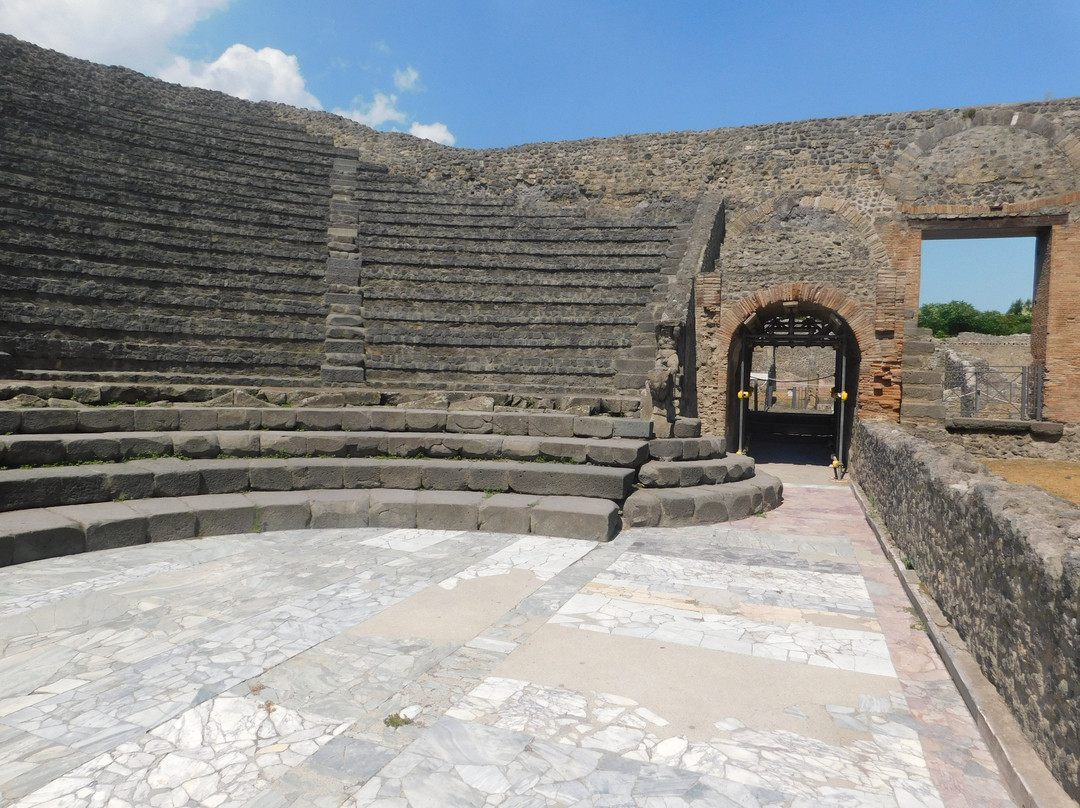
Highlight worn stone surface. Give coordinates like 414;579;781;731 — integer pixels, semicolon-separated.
852;419;1080;800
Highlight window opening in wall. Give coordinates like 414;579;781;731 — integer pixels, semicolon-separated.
919;236;1036;327
920;235;1040;420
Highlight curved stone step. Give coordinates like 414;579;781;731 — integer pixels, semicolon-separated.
637;456;754;488
0;430;650;470
0;406;653;439
622;473;784;527
648;436;727;461
0;489;620;565
0;457;637;512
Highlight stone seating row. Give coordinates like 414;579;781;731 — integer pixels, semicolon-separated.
0;489;621;566
0;456;637;513
623;474;784;527
0;407;662;439
0;431;652;470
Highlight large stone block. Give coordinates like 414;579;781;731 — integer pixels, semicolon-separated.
530;496;619;541
508;465;634;500
177;409;219;431
248;459;293;491
416;490;483;530
308;489;370;528
124;498;198;542
379;460;423;490
186;459;250;494
130;458;201;498
20;409;78;434
291;458;345;490
172;432;220;459
528;413;574;438
180;493;257;537
65;436;121;464
574;416;613;439
420;461;470;491
2;508;85;564
119;433;173;459
103;466;156;502
244;491;312;531
368;489;417;528
296;409;343;430
60;501;148;553
370;409;407;432
4;435;66;467
611;419;653;440
478;493;538;534
342;459;382;489
447;412;492;434
404;409;447;432
77;408;134;433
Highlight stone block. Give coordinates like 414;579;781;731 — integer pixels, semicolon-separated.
903;384;942;402
260;409;297;430
622;490;662;527
900;401;946;420
244;491;312;531
304;433;350;457
20;409;78;434
368;489;417;528
133;409;179;431
183;459;249;494
385;435;431;457
447;412;492;434
1;508;85;564
467;463;510;493
248;459;294;491
0;410;21;434
673;418;702;438
103;466;156;502
309;490;370;528
65;436;121;464
499;436;541;460
50;466;110;506
59;501;148;553
347;433;388;457
370;409;407;432
172;432;220;459
448;436;500;459
180;494;257;538
296;409;343;431
0;468;61;511
478;493;538;534
611;419;653;440
5;435;66;467
416;490;484;530
586;440;649;468
260;432;309;457
177;409;218;431
420;461;470;491
217;408;260;430
379;460;423;489
77;408;134;433
573;417;613;439
538;439;589;464
657;489;697;522
342;459;382;489
492;412;529;436
530;496;619;541
292;458;344;490
124;498;198;542
528;413;574;438
218;431;260;458
405;409;447;432
340;409;373;431
508;465;634;500
130;458;201;498
119;433;173;459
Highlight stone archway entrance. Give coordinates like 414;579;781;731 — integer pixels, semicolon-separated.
725;300;861;466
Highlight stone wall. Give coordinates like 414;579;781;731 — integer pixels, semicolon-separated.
851;419;1080;799
3;35;1080;429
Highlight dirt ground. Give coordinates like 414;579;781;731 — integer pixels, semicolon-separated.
981;458;1080;506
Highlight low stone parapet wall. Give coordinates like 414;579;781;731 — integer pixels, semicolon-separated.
850;419;1080;800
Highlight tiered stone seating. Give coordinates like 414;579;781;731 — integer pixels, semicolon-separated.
347;166;678;392
0;396;781;565
0;35;343;384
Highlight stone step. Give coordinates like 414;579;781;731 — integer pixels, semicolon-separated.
354;219;675;243
0;489;620;565
360;247;665;272
360;265;659;289
0;407;653;439
0;431;650;470
622;473;784;528
648;436;726;461
637;456;754;488
0;456;638;513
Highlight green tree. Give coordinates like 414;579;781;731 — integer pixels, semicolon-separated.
918;300;1031;338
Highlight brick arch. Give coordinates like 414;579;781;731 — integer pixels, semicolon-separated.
883;109;1080;198
717;283;875;354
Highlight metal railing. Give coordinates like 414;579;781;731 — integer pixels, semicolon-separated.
942;363;1043;420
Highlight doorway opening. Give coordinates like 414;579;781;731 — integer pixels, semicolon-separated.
727;302;859;468
920;235;1036;319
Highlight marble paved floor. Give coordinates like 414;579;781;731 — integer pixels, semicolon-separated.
0;484;1017;807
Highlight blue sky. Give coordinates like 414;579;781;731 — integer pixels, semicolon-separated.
3;0;1078;310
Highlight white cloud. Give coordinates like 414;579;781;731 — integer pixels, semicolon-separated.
393;66;420;92
0;0;228;71
159;44;321;108
409;122;456;146
334;92;407;127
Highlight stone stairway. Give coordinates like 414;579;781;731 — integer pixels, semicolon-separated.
0;395;782;566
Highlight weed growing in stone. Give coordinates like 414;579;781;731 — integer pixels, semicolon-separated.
383;712;412;728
